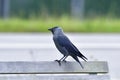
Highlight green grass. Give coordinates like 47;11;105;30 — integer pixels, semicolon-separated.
0;17;120;32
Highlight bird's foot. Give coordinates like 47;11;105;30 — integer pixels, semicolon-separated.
55;60;61;66
63;60;67;63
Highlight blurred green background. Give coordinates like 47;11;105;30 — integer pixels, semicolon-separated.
0;0;120;32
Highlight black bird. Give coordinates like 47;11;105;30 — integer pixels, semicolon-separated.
48;26;87;68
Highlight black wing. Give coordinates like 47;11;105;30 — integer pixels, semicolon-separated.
57;35;87;61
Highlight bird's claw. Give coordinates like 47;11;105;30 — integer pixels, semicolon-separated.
55;60;61;66
63;60;67;63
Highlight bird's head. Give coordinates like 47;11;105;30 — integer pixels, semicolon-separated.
48;26;62;34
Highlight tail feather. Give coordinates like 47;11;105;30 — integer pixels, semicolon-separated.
81;54;88;62
81;56;87;62
77;52;88;61
82;55;88;60
71;55;84;69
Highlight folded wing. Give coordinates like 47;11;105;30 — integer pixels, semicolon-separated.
57;35;87;61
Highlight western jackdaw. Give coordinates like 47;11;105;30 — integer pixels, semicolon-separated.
48;26;87;68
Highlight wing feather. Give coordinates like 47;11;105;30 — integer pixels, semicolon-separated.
57;35;87;61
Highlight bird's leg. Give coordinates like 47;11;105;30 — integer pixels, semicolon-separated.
55;56;65;61
60;56;65;61
63;59;67;63
62;55;68;63
55;56;65;66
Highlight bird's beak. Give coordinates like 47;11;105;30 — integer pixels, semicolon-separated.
48;28;52;31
